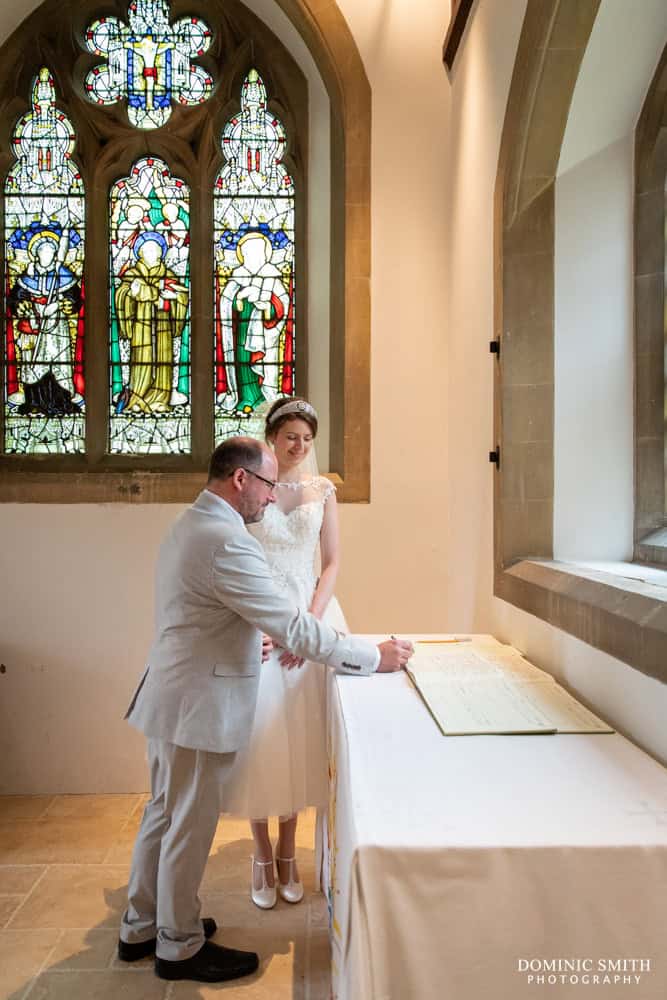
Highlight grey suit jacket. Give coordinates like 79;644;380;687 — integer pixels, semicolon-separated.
125;489;378;752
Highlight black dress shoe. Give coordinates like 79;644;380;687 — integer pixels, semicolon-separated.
118;917;217;962
155;940;259;982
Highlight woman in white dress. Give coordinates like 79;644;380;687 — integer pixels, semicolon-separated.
222;397;345;908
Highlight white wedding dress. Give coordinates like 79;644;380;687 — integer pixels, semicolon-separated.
222;476;346;818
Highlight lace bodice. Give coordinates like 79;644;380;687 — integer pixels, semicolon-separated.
249;476;335;607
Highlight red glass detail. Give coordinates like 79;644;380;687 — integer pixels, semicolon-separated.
255;150;260;172
214;270;227;395
73;278;85;396
5;269;18;396
281;273;295;394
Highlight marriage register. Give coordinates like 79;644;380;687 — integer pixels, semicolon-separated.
407;639;613;736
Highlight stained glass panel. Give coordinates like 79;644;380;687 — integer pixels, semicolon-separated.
213;69;295;443
83;0;213;130
109;156;191;454
3;68;85;455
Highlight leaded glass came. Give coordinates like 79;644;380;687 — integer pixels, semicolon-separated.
213;69;295;443
83;0;213;130
109;156;191;454
3;68;85;455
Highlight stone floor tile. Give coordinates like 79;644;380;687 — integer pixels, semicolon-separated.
0;896;23;927
199;890;308;943
0;797;54;822
26;970;167;1000
7;866;128;930
0;819;126;865
0;928;60;999
43;796;141;821
45;928;118;971
307;926;332;997
309;893;329;928
0;866;45;895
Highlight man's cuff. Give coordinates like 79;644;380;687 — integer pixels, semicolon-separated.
372;647;381;673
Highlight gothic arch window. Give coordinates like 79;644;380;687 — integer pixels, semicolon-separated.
0;0;371;502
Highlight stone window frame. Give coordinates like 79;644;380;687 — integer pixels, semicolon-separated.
494;0;667;684
634;43;667;566
0;0;371;503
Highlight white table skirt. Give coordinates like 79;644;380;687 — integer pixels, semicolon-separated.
321;637;667;1000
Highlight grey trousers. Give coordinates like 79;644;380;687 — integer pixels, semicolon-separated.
120;738;236;961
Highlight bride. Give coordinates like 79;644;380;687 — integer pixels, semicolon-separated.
222;396;344;908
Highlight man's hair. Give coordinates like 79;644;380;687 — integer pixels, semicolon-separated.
208;436;264;482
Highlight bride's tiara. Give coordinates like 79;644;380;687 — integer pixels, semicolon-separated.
266;399;318;425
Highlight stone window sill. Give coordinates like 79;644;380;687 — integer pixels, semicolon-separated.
495;558;667;684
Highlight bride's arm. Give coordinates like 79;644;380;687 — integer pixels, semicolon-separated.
309;489;340;620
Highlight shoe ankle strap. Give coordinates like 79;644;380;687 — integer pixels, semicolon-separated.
277;855;296;862
251;857;274;865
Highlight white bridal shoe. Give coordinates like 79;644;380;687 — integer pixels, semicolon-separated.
251;857;277;909
277;856;304;904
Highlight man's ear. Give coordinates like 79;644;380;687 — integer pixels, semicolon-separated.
230;467;245;492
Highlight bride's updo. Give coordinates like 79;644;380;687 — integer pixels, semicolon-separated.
264;397;318;441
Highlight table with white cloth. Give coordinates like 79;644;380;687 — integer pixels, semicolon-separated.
320;636;667;1000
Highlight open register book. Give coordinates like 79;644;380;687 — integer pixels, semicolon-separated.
407;639;614;736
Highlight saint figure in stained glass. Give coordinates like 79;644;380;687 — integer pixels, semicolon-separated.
214;70;295;437
83;0;213;130
217;227;291;414
114;232;188;413
4;68;85;454
7;226;82;415
109;156;191;454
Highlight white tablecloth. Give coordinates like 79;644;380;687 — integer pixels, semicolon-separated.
322;637;667;1000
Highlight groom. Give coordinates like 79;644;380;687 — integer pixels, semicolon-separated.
118;436;413;983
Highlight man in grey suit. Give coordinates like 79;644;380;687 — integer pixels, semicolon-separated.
118;436;412;983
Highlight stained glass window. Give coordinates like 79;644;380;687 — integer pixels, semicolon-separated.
3;68;85;455
109;156;191;454
213;69;295;443
83;0;213;130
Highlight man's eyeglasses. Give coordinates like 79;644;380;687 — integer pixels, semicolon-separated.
242;467;277;491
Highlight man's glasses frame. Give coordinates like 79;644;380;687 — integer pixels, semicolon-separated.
241;467;277;491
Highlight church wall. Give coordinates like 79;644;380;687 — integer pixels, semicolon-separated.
0;0;451;792
446;0;667;764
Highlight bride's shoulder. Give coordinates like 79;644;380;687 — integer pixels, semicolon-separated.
309;476;336;502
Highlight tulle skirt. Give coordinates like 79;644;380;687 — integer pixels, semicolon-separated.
221;596;348;819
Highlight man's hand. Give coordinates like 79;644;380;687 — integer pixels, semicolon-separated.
261;634;274;662
376;638;413;672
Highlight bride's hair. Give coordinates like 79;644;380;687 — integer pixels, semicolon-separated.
264;397;318;440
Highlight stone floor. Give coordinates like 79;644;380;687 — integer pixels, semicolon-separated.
0;796;331;1000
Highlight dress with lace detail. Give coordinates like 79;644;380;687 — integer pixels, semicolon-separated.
221;475;344;818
